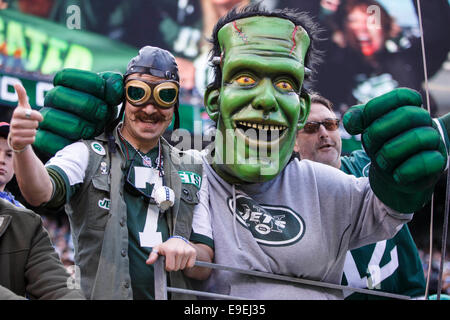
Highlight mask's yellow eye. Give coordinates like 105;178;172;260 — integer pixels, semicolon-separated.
234;75;256;86
275;81;295;92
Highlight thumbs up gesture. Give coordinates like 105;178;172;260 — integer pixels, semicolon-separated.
8;84;43;152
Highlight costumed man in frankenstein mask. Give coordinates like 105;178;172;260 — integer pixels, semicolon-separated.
8;46;214;300
13;4;449;299
191;4;448;299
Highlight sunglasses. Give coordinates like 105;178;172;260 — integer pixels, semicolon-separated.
302;118;340;134
125;78;179;108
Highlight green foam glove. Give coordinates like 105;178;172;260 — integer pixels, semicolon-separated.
35;68;124;156
343;88;448;213
34;130;73;157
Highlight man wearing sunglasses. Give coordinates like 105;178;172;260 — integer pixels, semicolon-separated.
294;95;342;169
8;46;214;300
294;93;438;300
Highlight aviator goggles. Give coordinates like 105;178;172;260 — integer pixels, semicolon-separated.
302;118;340;134
125;78;179;108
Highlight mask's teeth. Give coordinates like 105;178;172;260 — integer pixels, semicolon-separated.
236;121;287;132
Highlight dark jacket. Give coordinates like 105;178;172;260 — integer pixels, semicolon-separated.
0;198;85;300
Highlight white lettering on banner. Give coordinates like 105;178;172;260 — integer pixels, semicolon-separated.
0;75;53;107
1;76;22;102
36;81;54;106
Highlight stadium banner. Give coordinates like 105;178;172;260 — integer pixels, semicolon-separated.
0;9;207;133
0;8;137;110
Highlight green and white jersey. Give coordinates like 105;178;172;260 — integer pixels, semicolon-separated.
120;140;168;300
45;139;213;300
340;150;426;299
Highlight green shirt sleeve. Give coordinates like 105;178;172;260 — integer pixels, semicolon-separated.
44;166;81;209
340;149;371;177
190;232;214;249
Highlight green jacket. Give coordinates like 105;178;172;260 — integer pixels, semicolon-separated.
0;198;85;300
50;126;203;300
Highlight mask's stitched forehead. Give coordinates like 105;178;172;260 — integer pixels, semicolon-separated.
217;16;310;63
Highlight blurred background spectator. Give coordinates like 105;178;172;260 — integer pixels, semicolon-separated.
41;214;75;269
8;0;54;18
312;0;450;118
0;0;449;297
419;248;450;295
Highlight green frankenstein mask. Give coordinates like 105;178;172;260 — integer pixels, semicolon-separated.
205;16;311;184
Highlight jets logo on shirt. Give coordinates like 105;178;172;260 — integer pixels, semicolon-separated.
91;142;106;155
98;198;110;210
227;195;305;246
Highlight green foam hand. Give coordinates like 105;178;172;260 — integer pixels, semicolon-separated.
343;88;447;213
34;68;124;156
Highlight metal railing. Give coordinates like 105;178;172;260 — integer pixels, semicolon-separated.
153;257;411;300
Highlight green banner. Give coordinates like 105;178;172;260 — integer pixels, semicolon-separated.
0;71;52;110
0;9;208;133
0;9;137;75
